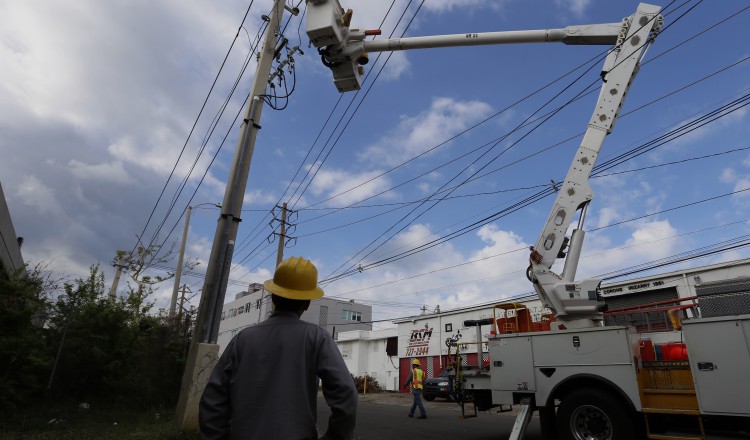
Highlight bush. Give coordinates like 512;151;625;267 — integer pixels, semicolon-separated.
351;374;382;394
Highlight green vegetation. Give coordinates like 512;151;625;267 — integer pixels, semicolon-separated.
0;245;199;437
0;403;200;440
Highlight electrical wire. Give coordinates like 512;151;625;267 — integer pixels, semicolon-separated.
318;91;750;284
314;1;684;281
128;0;257;260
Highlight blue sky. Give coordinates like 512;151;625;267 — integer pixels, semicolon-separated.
2;0;749;327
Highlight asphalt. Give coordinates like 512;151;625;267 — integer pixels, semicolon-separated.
316;392;543;440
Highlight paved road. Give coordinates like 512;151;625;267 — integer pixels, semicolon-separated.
317;393;543;440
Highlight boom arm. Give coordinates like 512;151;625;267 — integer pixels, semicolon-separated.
528;3;661;328
306;1;663;328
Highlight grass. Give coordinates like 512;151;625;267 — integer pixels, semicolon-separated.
0;402;201;440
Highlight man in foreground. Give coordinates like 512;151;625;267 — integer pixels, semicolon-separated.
199;256;357;440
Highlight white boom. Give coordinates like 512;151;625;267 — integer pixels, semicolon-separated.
306;1;663;328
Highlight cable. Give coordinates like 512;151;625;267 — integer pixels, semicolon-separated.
143;20;269;263
228;0;417;277
319;91;750;284
316;1;683;280
317;4;744;283
292;8;750;229
128;0;257;259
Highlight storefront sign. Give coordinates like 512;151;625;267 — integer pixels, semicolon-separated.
603;280;664;295
405;327;433;357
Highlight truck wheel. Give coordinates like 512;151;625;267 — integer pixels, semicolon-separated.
556;388;635;440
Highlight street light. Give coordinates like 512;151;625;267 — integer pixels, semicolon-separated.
170;203;221;318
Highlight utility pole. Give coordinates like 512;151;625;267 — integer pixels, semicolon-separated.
257;202;290;323
171;206;193;318
275;202;288;267
179;284;188;320
108;255;125;301
171;203;220;318
175;0;285;430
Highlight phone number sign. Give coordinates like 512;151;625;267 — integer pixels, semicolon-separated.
405;327;433;357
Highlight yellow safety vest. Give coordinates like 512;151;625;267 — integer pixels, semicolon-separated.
412;367;423;390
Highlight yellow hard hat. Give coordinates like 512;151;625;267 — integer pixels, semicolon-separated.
263;256;324;300
412;359;420;366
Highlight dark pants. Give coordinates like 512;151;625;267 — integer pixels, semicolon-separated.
409;389;426;416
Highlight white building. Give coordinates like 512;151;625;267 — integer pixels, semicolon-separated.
335;328;399;391
338;259;750;393
0;182;23;274
216;282;373;354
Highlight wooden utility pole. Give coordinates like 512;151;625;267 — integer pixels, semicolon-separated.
175;0;285;430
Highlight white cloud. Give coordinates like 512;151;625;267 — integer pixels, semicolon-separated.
580;220;681;279
555;0;592;17
360;97;493;166
719;157;750;200
378;51;411;81
326;222;530;319
307;165;394;206
661;107;747;151
69;159;135;184
422;0;502;13
243;189;278;206
14;175;65;217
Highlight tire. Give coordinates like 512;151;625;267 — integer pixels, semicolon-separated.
556;388;637;440
423;394;436;401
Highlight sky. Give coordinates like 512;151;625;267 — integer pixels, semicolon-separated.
2;0;749;329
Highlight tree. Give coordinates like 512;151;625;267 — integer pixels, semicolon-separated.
0;261;55;408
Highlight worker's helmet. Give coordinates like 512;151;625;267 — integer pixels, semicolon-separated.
412;359;420;366
263;256;324;300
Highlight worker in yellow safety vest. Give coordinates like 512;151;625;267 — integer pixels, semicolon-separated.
403;359;427;419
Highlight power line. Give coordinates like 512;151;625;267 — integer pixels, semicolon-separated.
227;0;424;278
129;0;257;259
315;1;684;282
318;91;750;284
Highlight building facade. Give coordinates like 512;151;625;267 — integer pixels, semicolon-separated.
336;328;399;391
338;259;750;392
216;283;373;355
0;182;23;274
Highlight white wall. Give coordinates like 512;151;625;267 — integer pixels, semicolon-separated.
397;298;546;363
336;328;400;391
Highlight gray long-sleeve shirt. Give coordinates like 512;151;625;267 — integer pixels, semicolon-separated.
200;310;357;440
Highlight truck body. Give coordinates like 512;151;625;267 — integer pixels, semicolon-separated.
460;311;750;438
304;1;750;437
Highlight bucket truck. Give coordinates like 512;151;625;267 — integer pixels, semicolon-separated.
305;1;750;438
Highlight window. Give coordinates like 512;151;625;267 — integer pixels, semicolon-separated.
342;310;362;322
445;323;452;332
386;337;398;356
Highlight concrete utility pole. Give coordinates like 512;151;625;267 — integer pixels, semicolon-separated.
108;255;125;301
175;0;285;430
